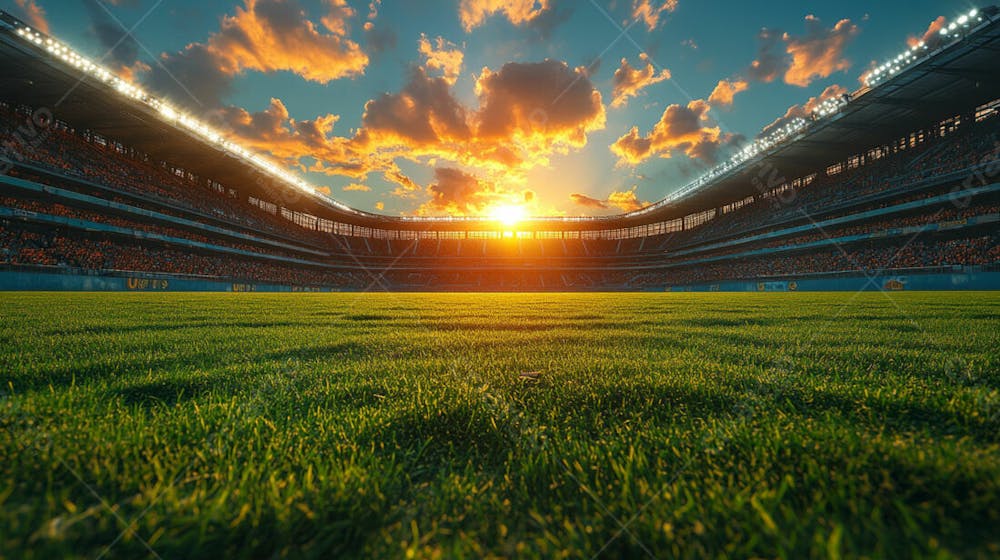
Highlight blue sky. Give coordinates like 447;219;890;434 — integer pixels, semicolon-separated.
1;0;977;217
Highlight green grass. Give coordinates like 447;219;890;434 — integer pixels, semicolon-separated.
1;292;998;559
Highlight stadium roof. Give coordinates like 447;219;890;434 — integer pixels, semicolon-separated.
1;9;999;232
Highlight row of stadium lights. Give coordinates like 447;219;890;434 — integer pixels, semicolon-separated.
12;25;356;214
6;7;991;221
865;8;983;88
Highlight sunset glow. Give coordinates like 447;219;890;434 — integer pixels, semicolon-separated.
490;204;527;226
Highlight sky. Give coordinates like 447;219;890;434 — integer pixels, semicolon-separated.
1;0;978;218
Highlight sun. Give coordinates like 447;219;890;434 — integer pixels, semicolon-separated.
490;204;527;226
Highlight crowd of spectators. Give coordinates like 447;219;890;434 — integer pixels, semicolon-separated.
668;201;1000;262
631;234;1000;287
0;224;362;287
661;120;1000;251
0;195;328;262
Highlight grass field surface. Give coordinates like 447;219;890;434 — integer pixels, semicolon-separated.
1;292;998;559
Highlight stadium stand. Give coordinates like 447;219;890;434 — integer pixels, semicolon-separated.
1;9;999;291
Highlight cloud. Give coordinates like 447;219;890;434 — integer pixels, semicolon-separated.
475;60;606;154
760;84;847;137
747;28;785;83
908;16;947;49
149;44;234;108
459;0;550;30
418;34;464;84
631;0;679;31
344;60;605;175
82;0;145;78
351;60;605;214
375;201;385;211
12;0;49;33
200;58;604;214
363;22;397;56
708;78;749;107
611;99;724;166
458;0;571;37
569;193;608;209
366;0;382;20
209;97;381;182
149;0;367;107
209;0;367;82
417;167;531;216
783;16;859;87
569;187;647;212
357;66;472;150
728;15;857;104
342;184;371;192
607;186;647;212
611;53;671;108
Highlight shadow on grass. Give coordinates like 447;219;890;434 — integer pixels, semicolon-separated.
46;321;306;337
116;377;217;407
262;342;409;363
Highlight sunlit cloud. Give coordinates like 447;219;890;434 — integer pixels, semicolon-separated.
630;0;679;31
418;34;464;85
783;16;859;87
149;0;368;106
459;0;552;31
611;99;724;166
571;187;648;212
708;78;749;107
611;53;671;109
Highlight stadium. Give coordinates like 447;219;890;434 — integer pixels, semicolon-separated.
1;1;998;559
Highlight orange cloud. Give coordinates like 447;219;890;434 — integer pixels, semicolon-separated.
342;184;371;192
569;187;648;213
315;186;332;195
569;193;608;209
458;0;553;31
213;97;413;188
417;167;533;216
375;201;385;211
213;60;606;215
343;60;605;176
418;34;464;84
607;187;647;212
12;0;48;33
151;0;368;105
783;16;859;87
207;0;368;83
611;99;723;166
631;0;678;31
708;78;749;107
908;16;947;48
475;60;607;155
761;84;847;137
215;98;344;161
611;53;671;108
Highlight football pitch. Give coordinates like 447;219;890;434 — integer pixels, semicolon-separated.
1;292;998;559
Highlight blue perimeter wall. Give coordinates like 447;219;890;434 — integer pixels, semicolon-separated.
661;270;1000;292
1;269;999;292
0;270;343;292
